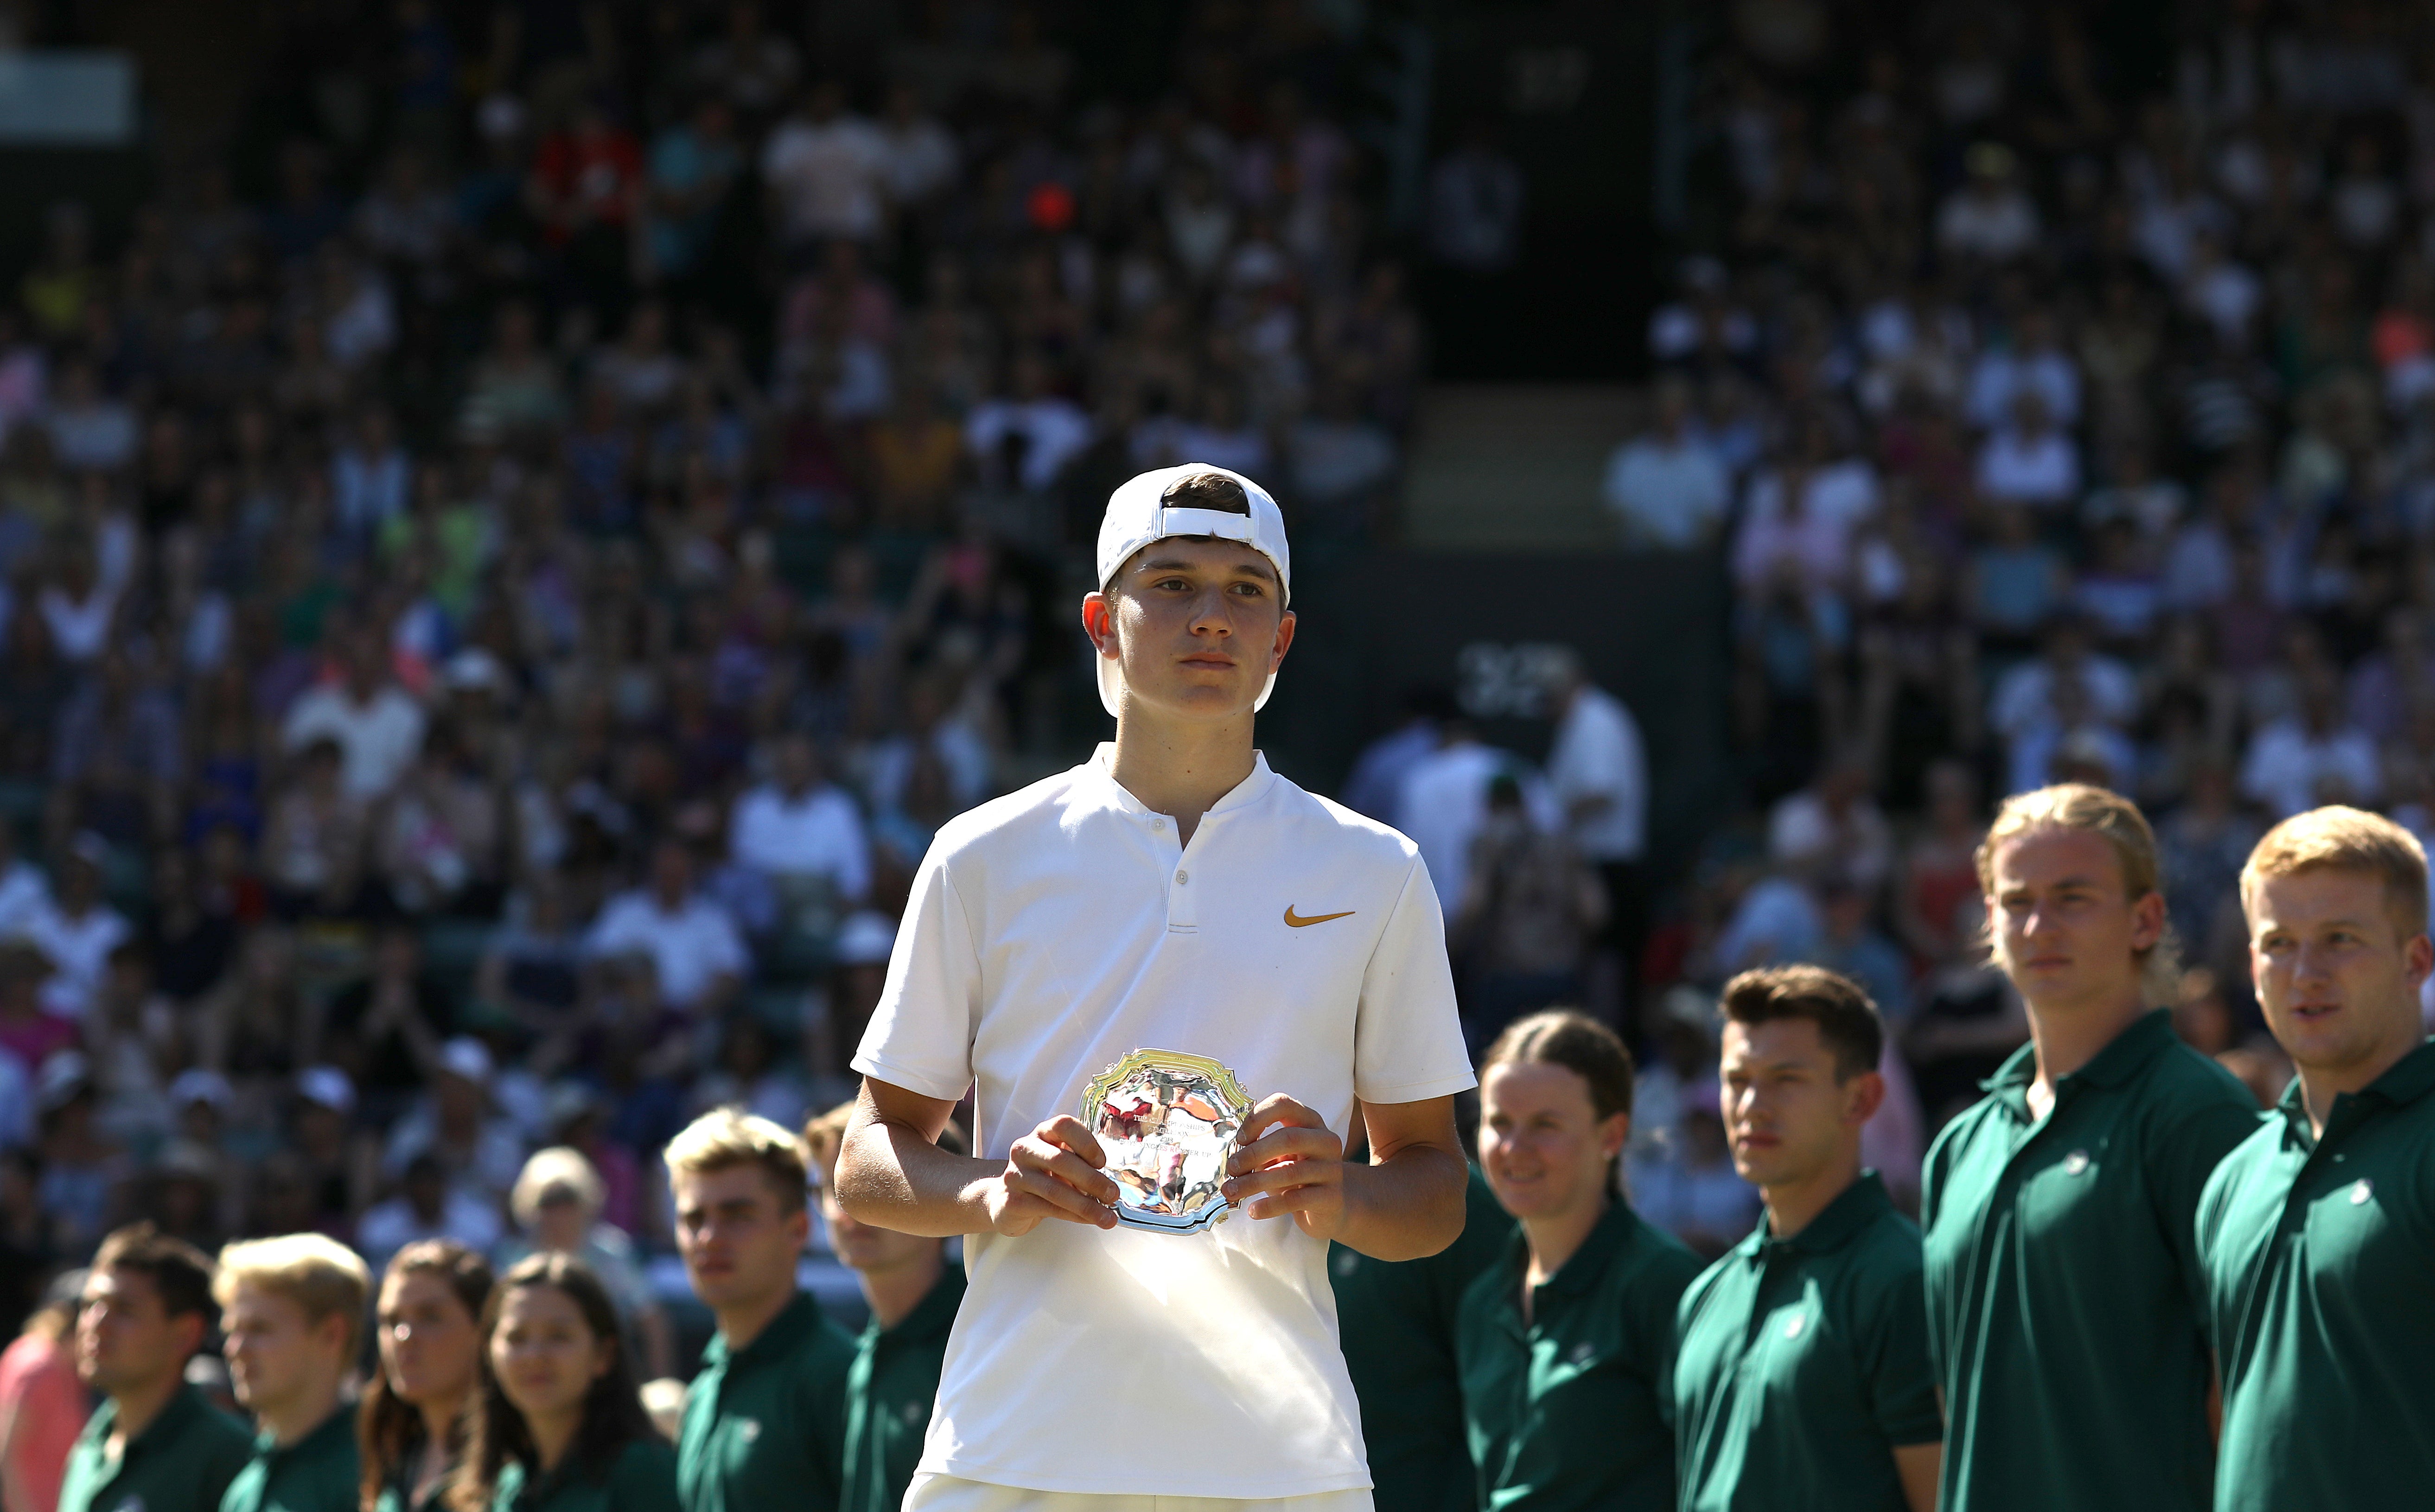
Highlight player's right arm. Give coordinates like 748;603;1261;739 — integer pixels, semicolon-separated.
837;1075;1123;1237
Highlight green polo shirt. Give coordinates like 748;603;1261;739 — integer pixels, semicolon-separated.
840;1266;963;1512
1673;1172;1941;1512
218;1405;361;1512
371;1450;451;1512
676;1291;854;1512
1458;1195;1703;1512
492;1438;678;1512
2196;1037;2435;1512
1920;1009;2259;1512
1330;1167;1514;1512
60;1385;255;1512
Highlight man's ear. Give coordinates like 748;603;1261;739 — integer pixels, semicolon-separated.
1080;592;1118;656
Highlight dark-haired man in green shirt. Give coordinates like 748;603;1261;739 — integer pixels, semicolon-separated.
1921;787;2259;1512
2198;807;2435;1512
61;1225;254;1512
1675;967;1941;1512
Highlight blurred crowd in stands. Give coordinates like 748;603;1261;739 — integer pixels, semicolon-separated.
0;0;1423;1338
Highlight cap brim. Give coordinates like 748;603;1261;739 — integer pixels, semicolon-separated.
1096;656;1277;717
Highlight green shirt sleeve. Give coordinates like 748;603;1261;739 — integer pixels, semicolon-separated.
606;1441;681;1512
1855;1240;1944;1447
2150;1092;2268;1309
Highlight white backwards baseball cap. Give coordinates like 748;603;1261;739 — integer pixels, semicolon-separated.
1093;463;1293;717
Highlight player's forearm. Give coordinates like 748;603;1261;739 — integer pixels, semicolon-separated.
836;1110;1005;1237
1334;1140;1467;1261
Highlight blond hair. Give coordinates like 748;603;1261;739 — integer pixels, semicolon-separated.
1976;783;2181;1005
665;1107;809;1211
2241;805;2431;940
215;1233;371;1355
510;1146;606;1229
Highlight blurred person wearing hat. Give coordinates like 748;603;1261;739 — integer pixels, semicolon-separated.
20;837;130;1022
382;1039;525;1211
58;1226;252;1512
35;1053;127;1258
837;464;1473;1510
495;1147;671;1380
0;1270;89;1512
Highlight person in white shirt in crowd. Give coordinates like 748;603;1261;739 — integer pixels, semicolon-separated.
1976;390;2081;510
1603;377;1731;551
40;357;136;473
357;1152;505;1272
730;733;872;905
382;1036;527;1209
280;626;427;803
1768;757;1896;893
1988;618;2139;756
875;81;959;212
836;464;1474;1512
1339;687;1448;829
1963;306;2081;433
19;836;129;1021
2240;669;2383;818
0;823;49;938
1542;648;1651;1003
760;79;887;253
1936;141;2040;264
331;407;412;544
1398;715;1554;916
965;352;1092;495
586;838;748;1018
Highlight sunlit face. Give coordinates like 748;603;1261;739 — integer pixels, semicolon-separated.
816;1181;939;1276
1084;538;1294;722
488;1284;610;1427
2246;867;2433;1081
377;1270;482;1410
1986;827;2163;1012
672;1165;808;1314
1719;1018;1880;1191
221;1282;341;1419
79;1267;193;1396
1478;1061;1627;1225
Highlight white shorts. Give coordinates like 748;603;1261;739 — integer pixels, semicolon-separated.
901;1474;1374;1512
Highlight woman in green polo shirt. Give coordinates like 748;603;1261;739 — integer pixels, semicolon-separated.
450;1255;678;1512
360;1241;493;1512
1458;1010;1704;1511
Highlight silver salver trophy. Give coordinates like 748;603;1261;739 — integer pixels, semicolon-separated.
1077;1048;1256;1235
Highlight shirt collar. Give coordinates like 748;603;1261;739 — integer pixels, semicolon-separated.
1511;1195;1638;1305
1982;1008;2175;1098
1084;744;1278;821
707;1290;818;1372
118;1385;207;1459
1737;1171;1893;1263
2277;1036;2435;1136
257;1403;354;1461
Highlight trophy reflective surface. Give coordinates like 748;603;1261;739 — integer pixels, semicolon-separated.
1077;1048;1256;1235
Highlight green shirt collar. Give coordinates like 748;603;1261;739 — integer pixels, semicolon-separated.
860;1268;964;1350
1731;1170;1893;1264
703;1289;817;1372
255;1402;355;1462
1503;1194;1638;1305
104;1384;212;1459
1984;1008;2176;1102
2275;1036;2435;1137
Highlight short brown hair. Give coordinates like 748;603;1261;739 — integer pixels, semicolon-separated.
2241;806;2431;940
215;1233;372;1357
1976;782;2180;1004
801;1102;963;1185
94;1222;217;1324
1481;1010;1635;1122
1160;470;1251;514
1720;965;1884;1078
666;1107;809;1211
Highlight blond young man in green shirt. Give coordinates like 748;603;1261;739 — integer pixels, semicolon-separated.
215;1235;372;1512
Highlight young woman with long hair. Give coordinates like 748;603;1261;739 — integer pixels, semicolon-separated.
360;1241;493;1512
449;1255;673;1512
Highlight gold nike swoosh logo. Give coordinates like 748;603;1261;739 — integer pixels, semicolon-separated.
1284;906;1356;927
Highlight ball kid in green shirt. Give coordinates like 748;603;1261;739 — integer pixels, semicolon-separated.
360;1242;497;1512
1921;787;2259;1512
1672;967;1942;1512
2198;809;2435;1512
61;1225;254;1512
213;1233;373;1512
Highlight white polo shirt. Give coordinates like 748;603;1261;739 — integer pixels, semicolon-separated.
854;745;1473;1499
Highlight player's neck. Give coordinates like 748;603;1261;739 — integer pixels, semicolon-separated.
1760;1144;1864;1241
1109;710;1256;847
856;1244;946;1331
2022;979;2149;1115
1521;1186;1611;1295
256;1374;343;1447
2297;1015;2424;1136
